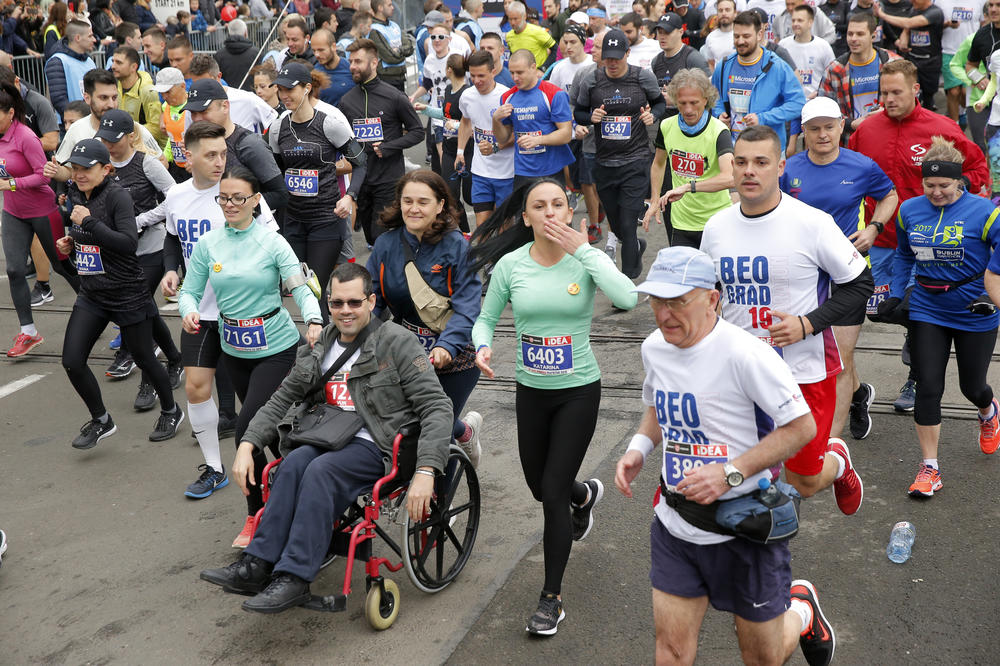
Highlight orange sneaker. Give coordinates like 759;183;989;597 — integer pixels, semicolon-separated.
908;464;942;498
232;516;255;548
979;399;1000;454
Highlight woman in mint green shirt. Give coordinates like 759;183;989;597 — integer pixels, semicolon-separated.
179;167;323;517
470;178;637;636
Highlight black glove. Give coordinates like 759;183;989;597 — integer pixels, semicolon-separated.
877;296;901;318
871;295;908;325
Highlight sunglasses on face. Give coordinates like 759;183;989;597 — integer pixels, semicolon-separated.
430;34;449;41
328;298;368;309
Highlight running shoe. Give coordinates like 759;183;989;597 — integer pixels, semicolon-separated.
218;411;237;439
149;406;185;442
571;478;604;541
980;398;1000;454
108;327;121;350
908;464;942;498
133;381;158;412
791;579;835;666
106;349;136;379
233;516;255;548
29;282;53;307
604;244;616;262
167;361;185;390
71;417;117;450
460;411;483;469
7;333;43;357
848;382;874;440
828;438;863;515
0;528;6;569
185;464;230;499
566;189;581;211
525;592;565;636
893;379;916;412
588;224;602;244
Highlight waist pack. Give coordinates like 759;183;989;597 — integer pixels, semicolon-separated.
660;477;801;545
915;271;982;294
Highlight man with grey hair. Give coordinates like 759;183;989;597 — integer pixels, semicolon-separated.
189;54;278;132
214;17;257;91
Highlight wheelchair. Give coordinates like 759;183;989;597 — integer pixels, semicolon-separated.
249;424;481;630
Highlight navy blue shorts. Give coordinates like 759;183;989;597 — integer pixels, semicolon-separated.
471;173;514;207
649;518;791;622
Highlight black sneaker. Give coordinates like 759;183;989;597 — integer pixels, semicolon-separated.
218;411;237;439
149;406;185;442
200;553;273;595
848;382;874;440
894;379;916;412
185;464;229;498
525;591;565;636
71;417;117;450
29;282;53;307
791;579;835;666
571;478;604;541
133;381;158;412
167;361;185;390
106;349;136;379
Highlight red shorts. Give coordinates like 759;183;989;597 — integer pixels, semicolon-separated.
785;374;836;476
48;209;68;260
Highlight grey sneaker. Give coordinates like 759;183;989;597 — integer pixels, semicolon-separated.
133;381;158;412
526;592;565;636
604;244;616;262
29;282;53;307
149;406;185;442
72;417;117;450
460;411;483;468
571;478;604;541
893;380;916;412
185;464;229;499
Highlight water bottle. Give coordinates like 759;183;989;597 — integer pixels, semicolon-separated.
758;477;781;507
886;521;916;563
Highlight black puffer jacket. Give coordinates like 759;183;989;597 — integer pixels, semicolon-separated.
213;36;258;92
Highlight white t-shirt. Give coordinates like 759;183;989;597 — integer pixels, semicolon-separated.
989;51;1000;126
322;341;374;443
702;0;748;18
627;36;662;71
423;52;451;128
225;85;279;134
56;114;164;163
548;57;591;98
162;179;278;319
458;82;515;179
778;35;835;97
704;29;735;66
936;0;982;54
641;318;810;545
700;194;866;384
746;0;786;41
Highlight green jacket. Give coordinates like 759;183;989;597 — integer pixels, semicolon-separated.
242;317;452;473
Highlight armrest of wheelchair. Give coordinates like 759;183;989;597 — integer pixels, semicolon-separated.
396;422;422;440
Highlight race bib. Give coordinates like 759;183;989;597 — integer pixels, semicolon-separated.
284;168;319;197
325;371;354;409
910;30;931;47
474;126;496;147
170;140;186;166
521;334;573;375
443;121;459;139
352;117;384;142
0;158;9;178
914;246;965;262
600;115;631;140
404;320;438;353
799;70;813;86
662;441;729;492
670;150;706;178
729;88;751;133
867;283;890;315
952;7;973;21
515;131;544;155
75;244;105;275
222;317;268;352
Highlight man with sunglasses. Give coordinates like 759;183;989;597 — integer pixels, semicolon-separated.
201;263;453;615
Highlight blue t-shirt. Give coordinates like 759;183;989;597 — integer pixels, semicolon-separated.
500;82;575;177
847;55;881;119
316;57;354;107
781;148;895;237
496;65;515;89
726;56;763;140
896;192;1000;332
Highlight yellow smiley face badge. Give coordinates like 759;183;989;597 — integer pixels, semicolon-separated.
567;283;580;295
213;263;222;273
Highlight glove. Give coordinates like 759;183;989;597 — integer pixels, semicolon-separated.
871;296;908;325
877;296;901;318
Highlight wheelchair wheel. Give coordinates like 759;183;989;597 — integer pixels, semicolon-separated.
401;445;480;593
364;578;400;631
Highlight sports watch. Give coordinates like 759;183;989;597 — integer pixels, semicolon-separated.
723;463;744;488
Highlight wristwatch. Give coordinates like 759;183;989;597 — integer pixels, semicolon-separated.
723;463;744;488
7;178;14;191
871;221;885;234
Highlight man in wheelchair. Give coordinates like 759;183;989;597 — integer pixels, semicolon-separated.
200;263;453;614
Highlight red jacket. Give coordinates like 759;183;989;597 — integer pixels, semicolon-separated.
847;104;990;249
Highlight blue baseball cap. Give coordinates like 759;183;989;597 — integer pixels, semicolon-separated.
634;247;717;299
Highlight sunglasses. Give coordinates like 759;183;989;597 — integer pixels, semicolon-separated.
328;298;368;309
430;34;449;41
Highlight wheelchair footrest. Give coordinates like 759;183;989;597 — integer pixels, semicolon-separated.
303;594;348;612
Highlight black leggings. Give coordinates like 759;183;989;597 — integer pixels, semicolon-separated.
441;141;473;232
438;365;481;440
288;236;342;326
120;251;182;379
910;320;996;426
2;211;79;326
223;342;300;514
62;303;176;419
515;380;600;595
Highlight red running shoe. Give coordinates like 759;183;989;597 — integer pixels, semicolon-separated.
979;398;1000;454
7;332;43;357
232;516;255;548
791;579;835;666
828;438;863;515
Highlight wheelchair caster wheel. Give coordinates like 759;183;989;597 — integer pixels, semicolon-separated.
364;578;400;630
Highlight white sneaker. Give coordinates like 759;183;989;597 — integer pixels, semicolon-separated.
0;528;7;569
460;411;483;469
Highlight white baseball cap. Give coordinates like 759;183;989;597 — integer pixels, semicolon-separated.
800;96;843;124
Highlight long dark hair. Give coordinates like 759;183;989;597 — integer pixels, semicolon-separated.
0;81;26;125
220;165;262;218
469;177;565;272
379;169;460;244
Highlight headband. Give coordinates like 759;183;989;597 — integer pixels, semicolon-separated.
586;7;607;18
565;24;588;44
921;160;963;180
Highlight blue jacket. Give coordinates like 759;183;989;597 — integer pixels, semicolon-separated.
367;227;482;361
711;47;805;150
44;39;97;115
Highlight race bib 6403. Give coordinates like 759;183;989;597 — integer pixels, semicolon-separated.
521;334;573;375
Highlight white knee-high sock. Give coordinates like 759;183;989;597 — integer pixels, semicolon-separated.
189;399;222;472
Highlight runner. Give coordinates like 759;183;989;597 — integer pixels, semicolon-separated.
778;4;835;100
651;12;711;111
881;137;1000;498
574;29;665;278
616;246;835;666
55;138;183;450
701;125;871;516
471;179;638;635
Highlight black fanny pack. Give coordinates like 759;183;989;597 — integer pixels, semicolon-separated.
660;477;801;545
914;272;983;294
220;306;281;326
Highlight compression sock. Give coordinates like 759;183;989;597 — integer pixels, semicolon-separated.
189;399;222;472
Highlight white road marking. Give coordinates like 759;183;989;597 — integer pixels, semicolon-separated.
0;373;47;399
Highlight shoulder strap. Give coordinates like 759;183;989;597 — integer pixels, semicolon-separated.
305;323;373;397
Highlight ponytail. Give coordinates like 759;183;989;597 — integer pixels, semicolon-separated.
469;177;564;272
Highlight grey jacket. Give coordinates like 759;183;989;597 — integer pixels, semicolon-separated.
242;318;452;473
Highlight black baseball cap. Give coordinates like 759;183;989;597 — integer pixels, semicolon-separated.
272;62;311;88
94;109;134;142
602;29;629;59
184;79;228;112
65;138;111;167
655;12;684;34
749;7;769;26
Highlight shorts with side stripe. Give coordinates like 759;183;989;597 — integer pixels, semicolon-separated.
181;320;223;368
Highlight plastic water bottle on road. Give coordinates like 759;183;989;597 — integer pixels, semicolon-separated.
886;521;916;563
